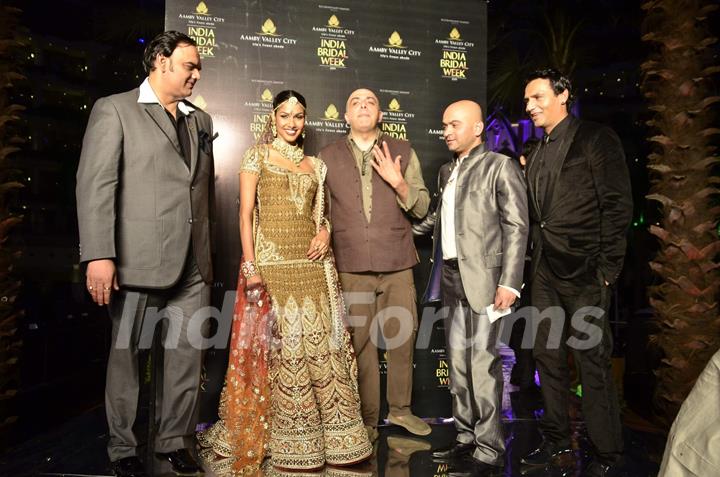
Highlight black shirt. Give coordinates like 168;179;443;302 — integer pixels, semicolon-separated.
165;108;192;169
533;115;572;209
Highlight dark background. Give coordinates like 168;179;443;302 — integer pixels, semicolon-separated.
5;0;689;448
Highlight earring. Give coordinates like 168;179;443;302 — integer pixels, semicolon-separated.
271;122;277;137
301;129;306;139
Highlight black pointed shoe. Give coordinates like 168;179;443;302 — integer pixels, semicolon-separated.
448;456;504;477
432;442;475;462
155;448;204;476
110;456;147;477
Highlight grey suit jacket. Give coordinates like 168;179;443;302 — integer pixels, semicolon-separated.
76;88;215;288
424;144;528;313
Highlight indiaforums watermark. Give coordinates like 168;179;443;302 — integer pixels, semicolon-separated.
111;290;608;352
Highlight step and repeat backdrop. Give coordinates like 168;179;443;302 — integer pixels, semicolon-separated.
165;0;487;420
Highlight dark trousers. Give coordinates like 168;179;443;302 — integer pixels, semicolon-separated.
531;258;623;461
509;259;536;389
105;254;210;461
441;264;505;466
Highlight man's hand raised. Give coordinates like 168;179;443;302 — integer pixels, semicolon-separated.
371;141;409;202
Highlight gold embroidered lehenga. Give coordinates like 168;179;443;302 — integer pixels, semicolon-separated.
198;146;372;475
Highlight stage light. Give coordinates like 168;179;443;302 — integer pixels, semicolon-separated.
138;38;146;44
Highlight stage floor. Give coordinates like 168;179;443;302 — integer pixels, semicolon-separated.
0;349;663;477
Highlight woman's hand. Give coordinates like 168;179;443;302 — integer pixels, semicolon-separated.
246;274;264;290
307;228;330;260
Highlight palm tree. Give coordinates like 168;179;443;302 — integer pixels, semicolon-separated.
641;0;720;426
487;5;588;118
0;4;25;447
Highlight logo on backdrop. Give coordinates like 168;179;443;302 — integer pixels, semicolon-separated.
177;1;225;58
313;10;356;70
245;82;285;140
240;17;298;49
369;30;422;62
431;348;449;388
436;19;476;81
305;102;347;135
380;90;415;140
323;104;341;121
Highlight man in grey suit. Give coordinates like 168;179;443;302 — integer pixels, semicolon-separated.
428;101;528;475
76;31;213;477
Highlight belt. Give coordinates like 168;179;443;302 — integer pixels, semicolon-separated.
444;258;459;269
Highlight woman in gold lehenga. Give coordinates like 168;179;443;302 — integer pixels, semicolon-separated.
198;90;372;474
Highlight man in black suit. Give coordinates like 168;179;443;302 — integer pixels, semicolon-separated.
520;68;632;477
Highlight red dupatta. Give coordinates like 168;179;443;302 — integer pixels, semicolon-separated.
200;270;278;474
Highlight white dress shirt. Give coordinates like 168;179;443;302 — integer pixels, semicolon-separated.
441;156;464;261
137;77;195;115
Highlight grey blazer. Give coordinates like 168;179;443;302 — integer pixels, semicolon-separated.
421;144;528;313
76;88;215;288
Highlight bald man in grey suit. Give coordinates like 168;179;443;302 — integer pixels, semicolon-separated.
427;101;528;475
76;31;213;477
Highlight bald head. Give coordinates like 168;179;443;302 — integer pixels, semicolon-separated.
345;88;382;134
442;100;484;157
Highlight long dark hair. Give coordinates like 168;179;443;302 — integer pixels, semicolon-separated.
258;90;308;146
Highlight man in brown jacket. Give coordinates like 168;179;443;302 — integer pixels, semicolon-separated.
318;88;430;443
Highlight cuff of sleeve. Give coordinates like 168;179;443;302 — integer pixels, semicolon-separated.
499;284;521;298
396;185;418;211
320;217;332;234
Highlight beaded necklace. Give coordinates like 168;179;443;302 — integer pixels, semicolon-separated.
271;137;304;166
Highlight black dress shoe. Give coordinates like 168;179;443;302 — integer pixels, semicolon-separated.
584;459;621;477
110;456;147;477
448;456;504;477
432;442;475;462
155;449;204;476
520;442;573;466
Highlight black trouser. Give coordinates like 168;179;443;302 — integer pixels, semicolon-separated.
509;260;536;389
531;258;623;462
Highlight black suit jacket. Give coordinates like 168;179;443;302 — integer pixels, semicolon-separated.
526;115;632;284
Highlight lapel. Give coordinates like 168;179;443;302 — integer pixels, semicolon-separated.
143;103;183;157
438;160;453;194
455;144;486;193
186;109;199;178
543;117;581;214
526;141;543;215
433;161;453;263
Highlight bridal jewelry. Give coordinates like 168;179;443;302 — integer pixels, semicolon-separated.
241;260;258;279
272;137;304;166
274;95;301;112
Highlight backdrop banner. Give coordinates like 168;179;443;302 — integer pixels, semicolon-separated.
165;0;487;421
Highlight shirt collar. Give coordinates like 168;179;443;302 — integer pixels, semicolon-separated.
137;77;195;116
347;128;382;150
456;143;485;163
544;114;572;143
